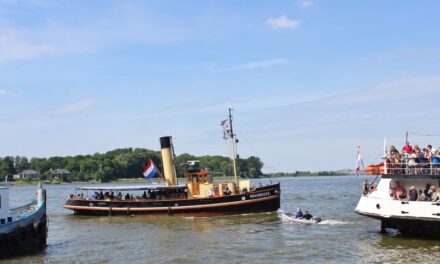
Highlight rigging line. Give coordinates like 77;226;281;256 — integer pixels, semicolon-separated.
368;151;384;165
408;132;440;137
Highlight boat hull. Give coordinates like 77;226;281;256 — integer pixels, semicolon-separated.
0;199;48;257
355;210;440;238
64;184;281;216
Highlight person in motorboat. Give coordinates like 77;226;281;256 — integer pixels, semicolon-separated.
303;210;313;220
295;208;303;219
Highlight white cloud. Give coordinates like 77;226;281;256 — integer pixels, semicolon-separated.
0;89;16;96
266;16;302;29
298;0;313;8
219;58;289;71
51;98;95;114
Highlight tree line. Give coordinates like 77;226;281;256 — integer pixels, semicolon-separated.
0;148;264;182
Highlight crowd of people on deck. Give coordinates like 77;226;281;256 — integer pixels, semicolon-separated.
387;142;440;174
390;181;440;202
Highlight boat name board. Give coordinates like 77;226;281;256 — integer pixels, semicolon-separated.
249;192;271;199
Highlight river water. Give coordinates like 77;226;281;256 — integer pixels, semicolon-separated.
3;176;440;263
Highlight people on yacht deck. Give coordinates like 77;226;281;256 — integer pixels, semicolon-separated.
142;191;148;199
402;142;412;154
207;188;214;197
98;191;104;200
428;186;437;202
408;186;418;201
424;184;431;200
295;208;303;219
389;145;400;159
417;189;426;201
303;210;313;220
392;181;406;200
125;193;131;200
241;187;248;193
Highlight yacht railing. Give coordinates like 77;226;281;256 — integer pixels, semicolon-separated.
384;160;440;175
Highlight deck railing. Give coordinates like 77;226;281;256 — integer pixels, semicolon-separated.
384;159;440;175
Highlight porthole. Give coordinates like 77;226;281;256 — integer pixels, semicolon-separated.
376;204;381;209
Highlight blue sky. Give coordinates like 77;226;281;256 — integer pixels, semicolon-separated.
1;0;440;172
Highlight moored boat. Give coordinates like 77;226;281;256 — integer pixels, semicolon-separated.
64;110;281;216
355;140;440;237
0;183;48;257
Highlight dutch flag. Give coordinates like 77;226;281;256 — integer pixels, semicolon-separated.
143;159;157;179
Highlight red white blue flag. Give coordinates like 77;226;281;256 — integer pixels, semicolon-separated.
143;159;157;179
356;146;364;176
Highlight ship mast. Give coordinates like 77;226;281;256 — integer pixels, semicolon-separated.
228;108;238;185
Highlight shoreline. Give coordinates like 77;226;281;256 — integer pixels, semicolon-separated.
3;174;354;186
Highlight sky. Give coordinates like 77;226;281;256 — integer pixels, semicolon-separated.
0;0;440;172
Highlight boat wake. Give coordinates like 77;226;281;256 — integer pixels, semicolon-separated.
318;219;353;225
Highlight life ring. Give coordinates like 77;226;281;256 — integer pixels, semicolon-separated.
89;203;94;207
241;196;246;201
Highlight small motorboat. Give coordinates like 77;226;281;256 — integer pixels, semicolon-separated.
283;212;322;224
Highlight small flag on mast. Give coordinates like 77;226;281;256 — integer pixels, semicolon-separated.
143;159;158;179
221;118;232;140
355;146;364;176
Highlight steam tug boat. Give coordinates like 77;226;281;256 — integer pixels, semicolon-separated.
64;110;281;216
0;183;48;257
355;143;440;237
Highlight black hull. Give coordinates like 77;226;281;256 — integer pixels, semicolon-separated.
356;210;440;238
64;183;281;217
381;218;440;238
0;190;48;258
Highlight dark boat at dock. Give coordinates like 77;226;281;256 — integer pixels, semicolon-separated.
0;183;48;257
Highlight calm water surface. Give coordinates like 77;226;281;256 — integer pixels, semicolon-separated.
3;176;440;263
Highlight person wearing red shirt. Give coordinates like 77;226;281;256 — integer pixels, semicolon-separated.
402;142;413;154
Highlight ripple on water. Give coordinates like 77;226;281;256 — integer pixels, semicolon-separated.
3;177;440;264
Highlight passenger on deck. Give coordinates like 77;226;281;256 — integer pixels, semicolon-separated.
142;191;148;199
408;150;418;173
402;142;412;154
303;210;313;220
428;144;436;155
207;188;214;197
433;150;440;174
428;186;437;202
110;192;114;200
423;184;431;200
92;192;99;200
389;145;400;158
98;191;104;200
417;189;425;201
392;181;406;200
250;184;256;191
125;193;131;200
295;208;303;219
241;187;248;193
117;192;123;199
223;187;231;195
408;186;418;201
